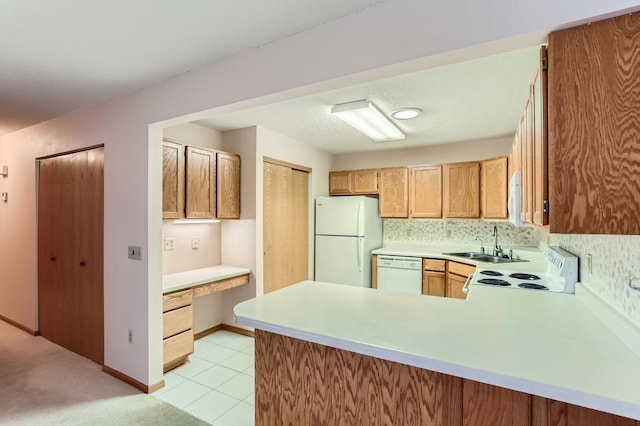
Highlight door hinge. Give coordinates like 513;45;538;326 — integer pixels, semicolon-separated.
541;56;548;71
543;199;549;213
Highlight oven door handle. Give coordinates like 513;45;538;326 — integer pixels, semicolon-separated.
462;274;474;294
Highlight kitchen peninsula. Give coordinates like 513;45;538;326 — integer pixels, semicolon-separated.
235;267;640;425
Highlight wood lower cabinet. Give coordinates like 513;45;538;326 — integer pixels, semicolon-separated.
329;169;379;195
410;165;442;218
162;289;194;372
162;140;185;219
443;161;481;218
548;13;640;234
481;156;508;219
447;261;475;300
255;330;638;426
216;152;240;219
379;167;409;218
422;258;446;296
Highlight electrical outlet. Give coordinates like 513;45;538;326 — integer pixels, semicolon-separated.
446;230;452;239
405;228;412;238
163;238;175;251
128;329;133;344
587;253;593;275
191;236;199;250
128;246;142;260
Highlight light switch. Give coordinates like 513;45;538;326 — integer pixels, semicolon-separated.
0;165;7;177
1;192;7;202
191;236;199;250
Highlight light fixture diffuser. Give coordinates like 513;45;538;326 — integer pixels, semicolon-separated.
331;100;404;142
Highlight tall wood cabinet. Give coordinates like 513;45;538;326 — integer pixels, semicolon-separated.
443;161;481;218
548;13;640;234
410;166;442;218
379;167;409;217
162;140;241;219
481;156;508;219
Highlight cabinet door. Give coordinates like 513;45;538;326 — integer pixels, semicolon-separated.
520;100;534;224
353;169;379;194
548;14;640;234
446;273;468;300
216;152;241;219
185;146;216;218
329;171;353;195
379;167;409;218
162;140;185;219
481;156;508;219
443;161;480;218
410;166;442;218
531;46;548;226
423;271;446;297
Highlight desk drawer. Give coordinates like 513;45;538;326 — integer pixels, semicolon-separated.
163;289;193;312
163;329;193;365
163;305;193;339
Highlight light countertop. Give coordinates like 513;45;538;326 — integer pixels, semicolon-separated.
163;265;251;294
234;280;640;421
373;243;547;271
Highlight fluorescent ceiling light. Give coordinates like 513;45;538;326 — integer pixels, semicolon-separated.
172;219;220;224
331;100;404;142
392;107;422;120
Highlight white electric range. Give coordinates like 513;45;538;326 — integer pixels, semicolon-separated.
469;247;579;293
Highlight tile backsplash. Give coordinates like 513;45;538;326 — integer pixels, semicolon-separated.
383;219;537;247
538;230;640;327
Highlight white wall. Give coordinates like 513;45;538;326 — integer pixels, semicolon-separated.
0;0;636;386
332;137;512;170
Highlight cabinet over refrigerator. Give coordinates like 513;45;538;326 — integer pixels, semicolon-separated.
314;196;382;287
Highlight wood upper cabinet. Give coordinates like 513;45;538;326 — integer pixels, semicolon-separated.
379;167;409;218
185;146;216;218
328;170;352;195
329;169;379;195
520;99;533;224
216;152;240;219
531;46;548;226
162;140;185;219
546;15;640;234
410;166;442;218
481;156;508;219
443;161;480;218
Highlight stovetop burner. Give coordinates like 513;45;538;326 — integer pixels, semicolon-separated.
509;273;541;280
477;278;511;286
518;283;549;290
480;270;503;276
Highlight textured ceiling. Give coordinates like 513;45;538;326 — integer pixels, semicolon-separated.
197;45;541;153
0;0;385;136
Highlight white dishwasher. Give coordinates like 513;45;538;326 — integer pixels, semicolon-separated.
376;255;422;294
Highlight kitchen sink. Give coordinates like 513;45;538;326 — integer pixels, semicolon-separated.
443;252;528;264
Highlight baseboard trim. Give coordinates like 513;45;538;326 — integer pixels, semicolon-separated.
194;324;224;340
0;314;37;336
102;365;164;394
222;323;255;338
194;323;255;340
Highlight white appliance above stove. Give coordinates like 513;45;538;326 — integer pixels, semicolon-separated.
470;247;579;293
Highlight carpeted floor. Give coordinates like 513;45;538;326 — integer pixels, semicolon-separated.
0;319;207;425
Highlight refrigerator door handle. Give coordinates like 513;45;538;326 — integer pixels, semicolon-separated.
357;202;362;236
357;237;362;272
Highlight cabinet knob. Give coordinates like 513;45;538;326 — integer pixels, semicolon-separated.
50;257;56;262
79;261;86;267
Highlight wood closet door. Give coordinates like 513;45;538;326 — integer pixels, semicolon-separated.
263;160;308;294
38;147;104;364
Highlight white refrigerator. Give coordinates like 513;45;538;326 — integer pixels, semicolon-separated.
314;196;382;287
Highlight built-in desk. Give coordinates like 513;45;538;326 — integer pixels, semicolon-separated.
162;265;251;371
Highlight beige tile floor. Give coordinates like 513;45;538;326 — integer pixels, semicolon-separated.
153;330;255;425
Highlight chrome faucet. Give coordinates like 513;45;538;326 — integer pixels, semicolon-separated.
492;225;503;257
475;236;485;254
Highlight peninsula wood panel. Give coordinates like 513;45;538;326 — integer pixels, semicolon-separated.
38;147;104;364
162;140;185;219
255;330;637;426
443;161;480;218
410;165;442;218
328;170;352;194
216;152;240;219
263;160;309;294
185;146;216;218
481;156;508;219
379;167;409;217
548;13;640;234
